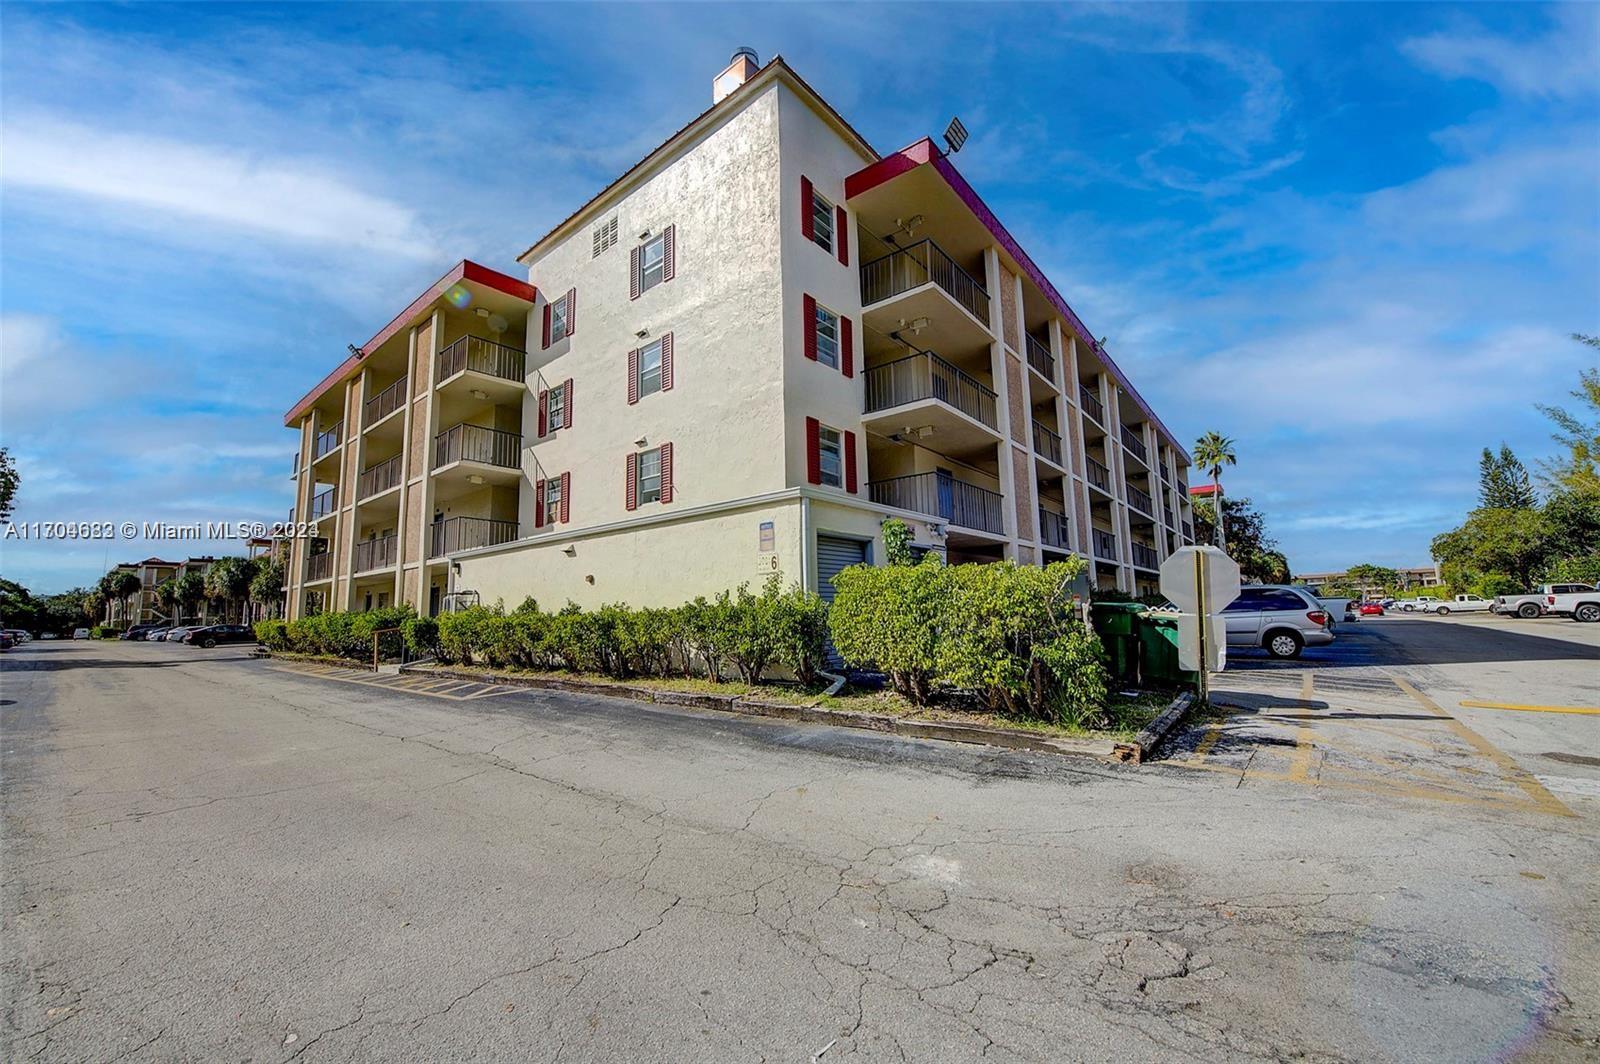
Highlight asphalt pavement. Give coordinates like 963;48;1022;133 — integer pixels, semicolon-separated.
2;620;1597;1063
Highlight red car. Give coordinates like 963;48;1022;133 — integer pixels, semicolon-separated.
1358;602;1386;616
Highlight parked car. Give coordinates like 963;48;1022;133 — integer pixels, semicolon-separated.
182;624;257;648
2;629;30;643
160;626;200;642
1223;585;1335;659
120;624;163;641
0;632;14;650
143;627;172;642
72;628;90;640
1545;588;1600;623
1358;602;1386;616
1495;583;1597;619
1419;594;1493;616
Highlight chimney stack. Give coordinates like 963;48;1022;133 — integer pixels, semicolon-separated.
713;47;759;104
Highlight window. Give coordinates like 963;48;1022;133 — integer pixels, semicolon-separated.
592;217;618;258
638;448;663;504
637;339;663;399
817;426;843;488
810;187;834;253
547;381;567;430
550;295;570;342
640;234;665;294
814;304;839;368
544;477;563;522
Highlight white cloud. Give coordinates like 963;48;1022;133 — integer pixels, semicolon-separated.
0;116;441;259
1403;8;1600;100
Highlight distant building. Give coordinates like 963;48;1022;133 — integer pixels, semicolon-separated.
1297;565;1442;595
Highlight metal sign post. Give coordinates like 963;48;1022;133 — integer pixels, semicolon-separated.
1160;546;1243;704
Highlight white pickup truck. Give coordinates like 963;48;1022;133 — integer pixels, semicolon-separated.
1495;583;1597;618
1418;594;1493;616
1545;587;1600;623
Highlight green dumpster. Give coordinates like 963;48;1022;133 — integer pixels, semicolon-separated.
1089;602;1143;685
1137;612;1198;689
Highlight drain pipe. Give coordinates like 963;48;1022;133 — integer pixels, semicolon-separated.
799;495;811;593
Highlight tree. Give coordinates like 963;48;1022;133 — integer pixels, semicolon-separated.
175;572;206;622
1536;348;1600;496
155;579;180;623
1478;444;1537;509
1430;508;1551;589
0;578;39;632
101;570;142;628
250;558;285;620
1344;564;1400;594
0;448;16;521
1192;432;1237;548
1192;496;1287;583
205;557;258;624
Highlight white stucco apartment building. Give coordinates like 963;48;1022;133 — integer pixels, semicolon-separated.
281;51;1195;621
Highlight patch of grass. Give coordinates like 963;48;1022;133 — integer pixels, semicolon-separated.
820;685;1186;741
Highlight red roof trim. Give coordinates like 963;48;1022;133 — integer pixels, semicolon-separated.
283;260;535;426
846;139;1192;466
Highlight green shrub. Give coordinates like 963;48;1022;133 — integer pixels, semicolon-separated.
769;581;830;684
830;556;945;703
404;616;439;658
679;595;733;682
255;619;289;650
1034;625;1110;728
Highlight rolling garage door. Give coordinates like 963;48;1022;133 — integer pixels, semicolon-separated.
816;535;868;603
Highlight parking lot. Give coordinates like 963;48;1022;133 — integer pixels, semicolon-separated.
3;618;1597;1062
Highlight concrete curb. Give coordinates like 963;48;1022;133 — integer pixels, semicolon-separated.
403;664;1123;762
1113;692;1194;763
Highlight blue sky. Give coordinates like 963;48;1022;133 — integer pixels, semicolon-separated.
1;3;1596;592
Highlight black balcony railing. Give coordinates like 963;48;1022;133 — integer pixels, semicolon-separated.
358;454;402;499
1127;484;1154;516
1086;457;1111;492
309;487;337;519
306;552;333;582
352;534;397;574
864;351;998;430
1032;420;1063;466
860;239;990;324
1079;386;1104;426
365;377;406;425
1121;425;1148;463
434;423;521;470
313;422;343;459
1039;507;1070;549
1093;528;1119;562
430;517;518;558
1182;521;1194;542
1025;333;1054;380
1132;542;1160;571
869;472;1004;535
437;335;526;384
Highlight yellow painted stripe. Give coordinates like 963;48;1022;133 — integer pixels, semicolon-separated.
1393;678;1575;818
1300;671;1314;702
1459;700;1600;716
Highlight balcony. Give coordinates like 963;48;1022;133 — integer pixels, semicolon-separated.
1131;542;1160;572
357;454;402;500
1121;425;1149;465
1127;483;1154;517
1086;457;1111;494
352;534;397;574
434;423;521;473
313;422;342;460
862;351;999;452
869;471;1004;536
1079;386;1104;427
365;378;406;427
1039;507;1070;550
309;486;337;520
1092;528;1118;563
1025;333;1054;381
306;552;333;582
860;239;991;355
1032;420;1063;467
1182;521;1194;542
430;516;518;559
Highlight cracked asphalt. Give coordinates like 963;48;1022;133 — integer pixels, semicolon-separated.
3;625;1597;1063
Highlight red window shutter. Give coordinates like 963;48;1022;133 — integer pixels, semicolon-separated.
660;442;674;503
661;333;674;391
541;303;551;349
625;453;638;511
805;416;821;485
800;176;814;240
535;478;546;527
537;389;548;438
844;431;858;493
560;472;571;523
565;288;576;336
562;378;573;428
803;294;817;361
627;349;639;405
841;315;854;379
629;246;642;301
836;205;848;265
662;224;676;282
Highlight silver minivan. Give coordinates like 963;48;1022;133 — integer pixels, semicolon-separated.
1223;585;1335;659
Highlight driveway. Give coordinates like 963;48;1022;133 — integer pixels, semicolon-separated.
3;633;1597;1062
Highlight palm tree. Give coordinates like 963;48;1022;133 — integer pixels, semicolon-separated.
155;579;180;624
102;570;141;629
1192;431;1238;549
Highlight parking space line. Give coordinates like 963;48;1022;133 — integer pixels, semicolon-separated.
1459;700;1600;716
1393;678;1575;818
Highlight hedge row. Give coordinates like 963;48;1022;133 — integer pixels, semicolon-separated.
255;606;418;661
830;556;1109;726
